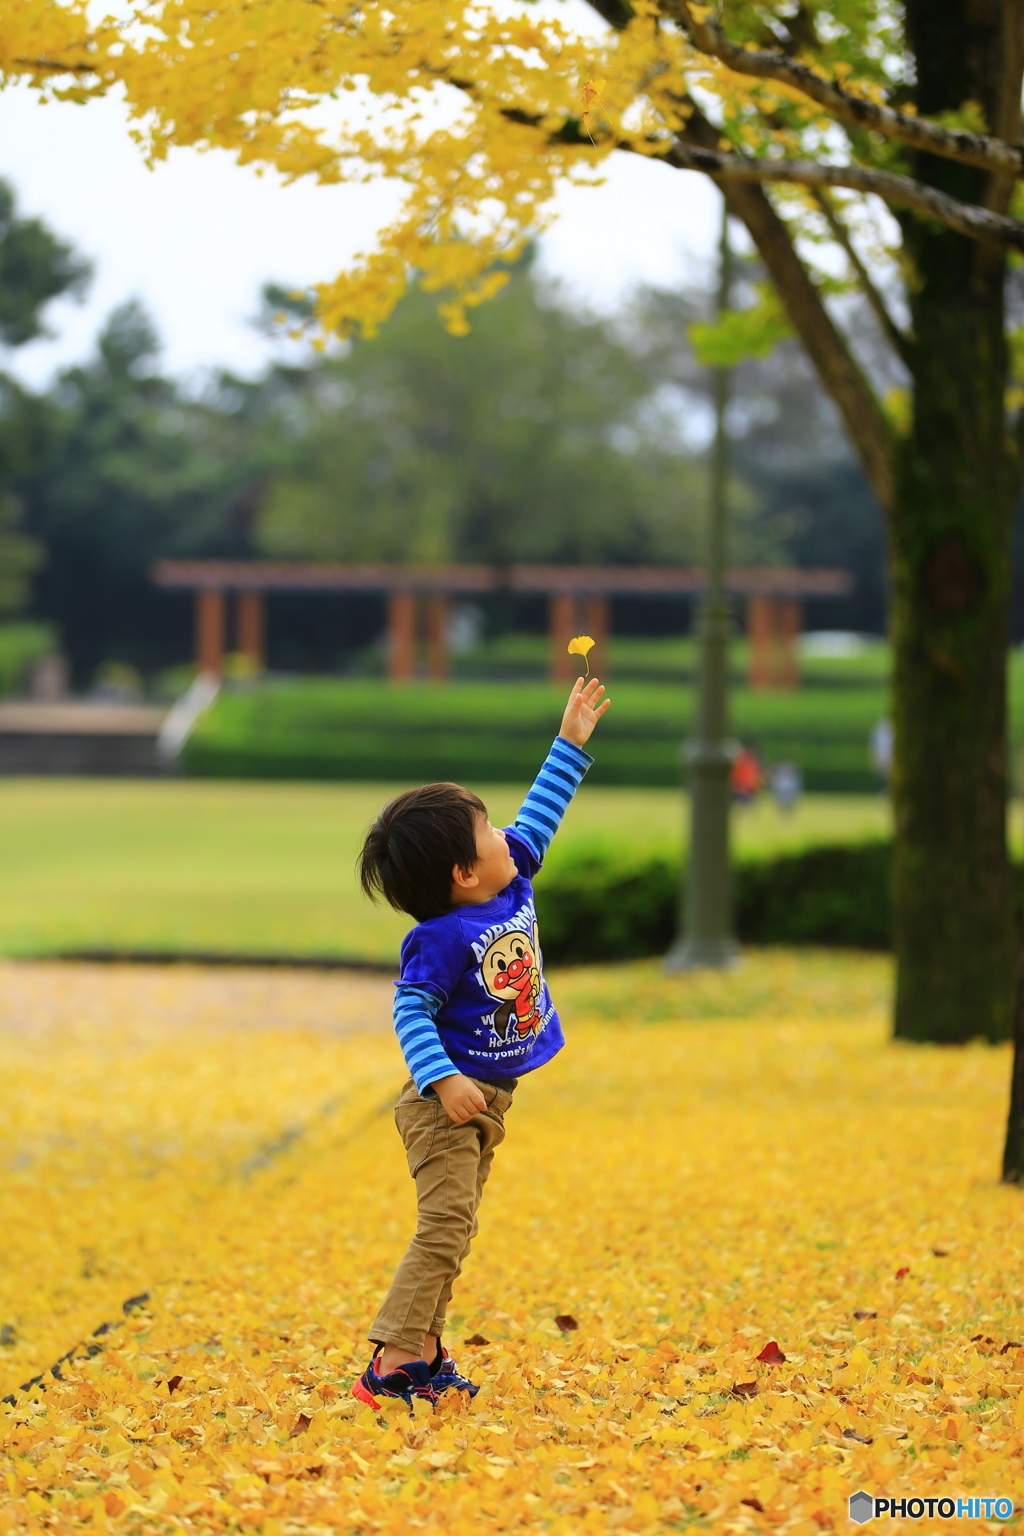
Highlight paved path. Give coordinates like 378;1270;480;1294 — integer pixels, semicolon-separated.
0;960;394;1038
0;702;167;734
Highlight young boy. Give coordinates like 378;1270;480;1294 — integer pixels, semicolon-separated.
353;675;610;1408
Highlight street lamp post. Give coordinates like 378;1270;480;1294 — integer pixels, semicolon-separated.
667;200;739;971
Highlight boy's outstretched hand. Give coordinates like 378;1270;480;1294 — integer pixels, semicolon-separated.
559;676;610;748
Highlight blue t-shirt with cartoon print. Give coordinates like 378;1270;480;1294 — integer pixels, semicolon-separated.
398;829;561;1082
392;737;592;1091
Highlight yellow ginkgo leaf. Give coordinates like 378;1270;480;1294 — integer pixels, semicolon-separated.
567;634;596;676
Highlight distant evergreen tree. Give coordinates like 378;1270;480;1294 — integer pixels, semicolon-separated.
18;301;260;681
8;240;887;678
0;181;88;349
0;179;90;618
253;254;735;570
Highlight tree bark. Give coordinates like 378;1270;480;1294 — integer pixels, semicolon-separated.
890;0;1022;1044
1001;924;1024;1179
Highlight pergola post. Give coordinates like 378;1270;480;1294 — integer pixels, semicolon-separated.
778;598;801;689
388;590;416;682
426;596;449;682
151;563;849;686
746;596;774;690
584;595;610;673
549;593;581;683
746;596;802;689
236;591;266;673
195;589;225;677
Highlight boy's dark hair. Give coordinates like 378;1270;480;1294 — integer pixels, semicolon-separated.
359;782;487;922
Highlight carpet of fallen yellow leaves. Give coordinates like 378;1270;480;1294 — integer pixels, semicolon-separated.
1;954;1022;1535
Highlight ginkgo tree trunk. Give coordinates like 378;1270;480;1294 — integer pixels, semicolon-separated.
887;0;1020;1048
5;0;1024;1075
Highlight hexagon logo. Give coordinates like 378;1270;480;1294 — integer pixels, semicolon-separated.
848;1490;875;1524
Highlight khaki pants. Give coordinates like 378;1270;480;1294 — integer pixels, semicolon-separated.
369;1075;515;1354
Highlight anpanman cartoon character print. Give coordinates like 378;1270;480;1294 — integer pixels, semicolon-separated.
479;921;543;1041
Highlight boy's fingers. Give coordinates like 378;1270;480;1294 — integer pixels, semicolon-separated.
595;697;611;716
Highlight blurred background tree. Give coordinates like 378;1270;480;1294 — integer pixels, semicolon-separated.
17;298;260;681
632;276;891;638
0;178;89;624
0;226;887;680
255;253;732;570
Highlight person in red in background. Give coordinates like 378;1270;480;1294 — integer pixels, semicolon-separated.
730;743;764;804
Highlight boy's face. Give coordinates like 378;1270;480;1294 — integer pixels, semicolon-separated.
450;811;518;904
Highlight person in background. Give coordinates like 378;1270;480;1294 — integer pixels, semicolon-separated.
769;761;802;814
870;717;893;789
730;743;764;805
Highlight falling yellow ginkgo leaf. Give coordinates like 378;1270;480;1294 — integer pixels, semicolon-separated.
581;78;605;145
567;634;596;677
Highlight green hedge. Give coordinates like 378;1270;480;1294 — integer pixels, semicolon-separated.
734;841;893;948
185;678;889;791
534;841;896;961
534;854;680;961
535;840;1024;961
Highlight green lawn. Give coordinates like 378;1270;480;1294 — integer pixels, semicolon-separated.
0;779;895;963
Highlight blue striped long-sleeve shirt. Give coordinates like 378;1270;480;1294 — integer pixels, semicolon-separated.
393;735;593;1093
393;985;453;1093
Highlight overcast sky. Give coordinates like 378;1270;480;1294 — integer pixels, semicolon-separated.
0;83;722;388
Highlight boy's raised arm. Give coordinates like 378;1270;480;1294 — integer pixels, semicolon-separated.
511;678;610;864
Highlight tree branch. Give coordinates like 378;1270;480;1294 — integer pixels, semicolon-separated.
668;0;1024;180
667;109;895;515
811;190;911;362
12;57;95;75
582;0;636;28
663;141;1024;252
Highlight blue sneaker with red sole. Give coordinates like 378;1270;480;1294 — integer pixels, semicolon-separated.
430;1344;480;1398
351;1344;481;1409
351;1350;439;1409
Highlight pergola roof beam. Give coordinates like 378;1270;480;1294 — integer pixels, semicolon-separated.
151;560;852;599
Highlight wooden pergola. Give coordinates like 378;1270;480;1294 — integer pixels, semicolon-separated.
151;560;853;689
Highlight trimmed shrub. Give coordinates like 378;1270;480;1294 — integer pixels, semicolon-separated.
734;841;892;949
535;840;894;962
533;853;679;964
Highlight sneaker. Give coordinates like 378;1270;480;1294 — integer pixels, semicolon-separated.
351;1350;439;1409
430;1344;480;1398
